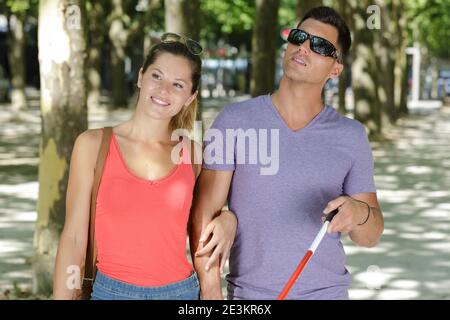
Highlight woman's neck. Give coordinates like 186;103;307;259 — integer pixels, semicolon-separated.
118;113;173;143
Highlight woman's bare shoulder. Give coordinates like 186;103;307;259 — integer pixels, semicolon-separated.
72;128;105;165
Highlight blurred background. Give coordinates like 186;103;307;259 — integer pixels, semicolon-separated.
0;0;449;299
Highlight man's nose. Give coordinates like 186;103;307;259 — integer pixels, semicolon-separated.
297;39;311;56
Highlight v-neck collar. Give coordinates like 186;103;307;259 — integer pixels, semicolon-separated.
264;94;328;134
111;132;182;185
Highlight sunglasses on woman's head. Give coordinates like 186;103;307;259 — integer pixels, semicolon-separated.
161;32;203;55
287;29;340;61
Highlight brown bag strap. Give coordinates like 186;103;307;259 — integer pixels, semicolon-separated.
84;127;113;283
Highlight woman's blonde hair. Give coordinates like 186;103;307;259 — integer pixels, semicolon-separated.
169;98;197;132
140;41;202;133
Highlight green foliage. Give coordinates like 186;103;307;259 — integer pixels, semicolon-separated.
201;0;255;34
199;0;299;53
5;0;38;14
199;0;254;49
279;0;297;28
408;0;450;58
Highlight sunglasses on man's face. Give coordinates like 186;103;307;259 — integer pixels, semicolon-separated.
287;29;339;61
161;32;203;55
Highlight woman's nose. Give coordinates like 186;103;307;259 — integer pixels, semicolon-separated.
158;80;171;93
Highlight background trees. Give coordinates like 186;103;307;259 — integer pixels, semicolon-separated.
0;0;443;295
33;0;88;294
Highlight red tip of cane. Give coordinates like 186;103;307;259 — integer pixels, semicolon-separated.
277;250;314;300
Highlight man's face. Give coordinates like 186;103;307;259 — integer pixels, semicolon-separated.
282;18;343;86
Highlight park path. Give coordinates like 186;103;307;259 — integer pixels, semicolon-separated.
344;105;450;299
0;97;449;299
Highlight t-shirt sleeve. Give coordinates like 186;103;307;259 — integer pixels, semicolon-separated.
343;124;377;195
202;105;236;171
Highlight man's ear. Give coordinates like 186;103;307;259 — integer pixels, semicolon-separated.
329;62;344;80
137;68;144;88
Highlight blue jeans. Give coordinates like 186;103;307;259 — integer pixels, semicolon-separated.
91;270;200;300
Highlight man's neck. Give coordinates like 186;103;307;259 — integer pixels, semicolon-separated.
271;77;325;130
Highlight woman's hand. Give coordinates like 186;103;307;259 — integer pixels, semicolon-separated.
195;210;237;273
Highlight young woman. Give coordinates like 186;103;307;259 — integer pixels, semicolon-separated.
53;33;236;300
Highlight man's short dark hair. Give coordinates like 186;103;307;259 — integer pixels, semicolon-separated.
299;6;352;60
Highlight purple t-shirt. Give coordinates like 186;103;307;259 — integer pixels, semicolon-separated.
202;94;376;300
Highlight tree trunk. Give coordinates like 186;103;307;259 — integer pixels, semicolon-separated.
250;0;280;97
108;0;153;109
296;0;323;21
393;0;408;117
164;0;201;37
8;13;28;111
143;0;163;57
375;40;394;132
34;0;88;295
108;0;128;109
376;0;396;129
164;0;185;33
110;48;127;108
335;0;349;115
349;0;381;139
181;0;202;126
87;1;106;110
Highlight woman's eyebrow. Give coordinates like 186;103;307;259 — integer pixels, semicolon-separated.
151;67;189;84
152;67;163;74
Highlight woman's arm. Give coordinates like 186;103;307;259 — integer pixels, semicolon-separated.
189;169;235;300
195;209;237;273
52;130;101;299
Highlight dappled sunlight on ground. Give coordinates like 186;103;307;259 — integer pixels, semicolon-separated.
0;105;40;291
344;106;450;300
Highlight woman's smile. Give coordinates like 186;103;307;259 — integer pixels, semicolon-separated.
150;95;171;107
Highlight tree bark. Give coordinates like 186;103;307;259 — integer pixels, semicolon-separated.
376;0;396;129
8;13;28;111
250;0;280;97
86;0;106;110
108;0;154;109
34;0;88;295
349;0;381;139
164;0;185;33
393;0;408;117
108;0;128;109
296;0;323;21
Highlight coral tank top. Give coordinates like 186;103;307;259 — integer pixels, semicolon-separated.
95;133;195;286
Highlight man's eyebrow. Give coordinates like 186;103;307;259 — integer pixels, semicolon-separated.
174;78;188;84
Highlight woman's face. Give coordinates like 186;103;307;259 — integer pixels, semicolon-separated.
137;52;197;122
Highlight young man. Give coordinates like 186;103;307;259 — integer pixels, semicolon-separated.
190;6;384;300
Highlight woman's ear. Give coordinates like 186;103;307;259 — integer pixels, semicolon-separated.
137;68;144;88
184;90;198;108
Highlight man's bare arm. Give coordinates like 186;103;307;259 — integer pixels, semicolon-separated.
323;192;384;247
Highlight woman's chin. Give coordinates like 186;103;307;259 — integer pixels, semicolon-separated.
143;109;177;122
